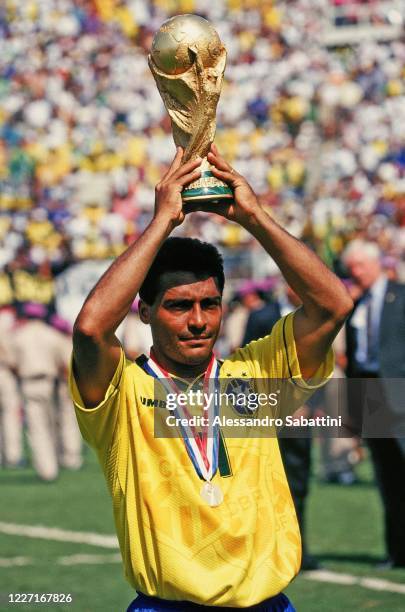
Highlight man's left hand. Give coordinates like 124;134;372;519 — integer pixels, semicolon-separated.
206;144;262;228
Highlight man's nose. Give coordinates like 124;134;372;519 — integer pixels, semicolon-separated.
188;304;206;331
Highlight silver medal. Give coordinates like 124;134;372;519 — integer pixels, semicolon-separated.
201;481;223;507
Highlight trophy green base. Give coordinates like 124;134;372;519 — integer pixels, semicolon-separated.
182;170;233;212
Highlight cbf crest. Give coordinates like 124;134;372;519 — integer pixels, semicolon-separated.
221;377;257;416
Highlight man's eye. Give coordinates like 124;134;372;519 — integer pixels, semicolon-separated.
170;302;189;310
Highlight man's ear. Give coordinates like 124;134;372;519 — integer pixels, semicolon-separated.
138;300;151;324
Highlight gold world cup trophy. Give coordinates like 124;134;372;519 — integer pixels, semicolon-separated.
148;14;233;210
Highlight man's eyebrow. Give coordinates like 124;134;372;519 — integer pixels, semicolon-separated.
163;298;193;306
163;295;221;305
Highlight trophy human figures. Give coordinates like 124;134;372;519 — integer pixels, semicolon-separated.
148;14;233;207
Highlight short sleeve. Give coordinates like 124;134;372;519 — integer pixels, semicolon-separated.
279;311;335;389
226;311;335;419
68;348;126;450
228;311;334;385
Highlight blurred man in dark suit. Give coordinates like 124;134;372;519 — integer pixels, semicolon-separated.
343;239;405;568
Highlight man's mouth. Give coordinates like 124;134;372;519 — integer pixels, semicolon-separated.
179;336;211;343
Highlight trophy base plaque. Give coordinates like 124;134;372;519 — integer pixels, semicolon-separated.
182;161;233;211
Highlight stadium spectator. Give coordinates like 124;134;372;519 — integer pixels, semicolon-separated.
50;314;83;472
0;305;23;468
13;303;75;481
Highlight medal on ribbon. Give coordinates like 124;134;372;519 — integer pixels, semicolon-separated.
144;353;223;507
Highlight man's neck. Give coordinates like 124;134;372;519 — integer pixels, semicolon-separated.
150;346;212;379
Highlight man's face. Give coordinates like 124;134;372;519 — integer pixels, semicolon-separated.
345;251;382;290
140;273;222;367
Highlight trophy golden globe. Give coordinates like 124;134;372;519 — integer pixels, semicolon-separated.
149;14;233;209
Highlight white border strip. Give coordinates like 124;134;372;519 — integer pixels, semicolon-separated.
0;554;122;567
58;553;122;566
304;569;405;595
0;522;118;549
0;557;32;568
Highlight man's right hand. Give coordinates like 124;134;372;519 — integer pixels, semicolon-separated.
72;147;201;408
154;147;202;229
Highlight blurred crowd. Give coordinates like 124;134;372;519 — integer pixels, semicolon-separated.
331;0;404;27
0;0;404;304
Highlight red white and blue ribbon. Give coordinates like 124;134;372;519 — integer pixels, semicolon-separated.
144;352;220;482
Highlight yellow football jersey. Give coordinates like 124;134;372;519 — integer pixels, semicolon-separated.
69;312;334;607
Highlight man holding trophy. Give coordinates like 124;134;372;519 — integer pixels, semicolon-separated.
70;15;352;612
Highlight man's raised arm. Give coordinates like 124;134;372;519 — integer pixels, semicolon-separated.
207;144;353;379
72;149;201;407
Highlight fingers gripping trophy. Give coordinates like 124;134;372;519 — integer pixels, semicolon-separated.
148;14;233;209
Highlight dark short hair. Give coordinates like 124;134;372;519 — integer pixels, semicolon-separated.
139;237;225;305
